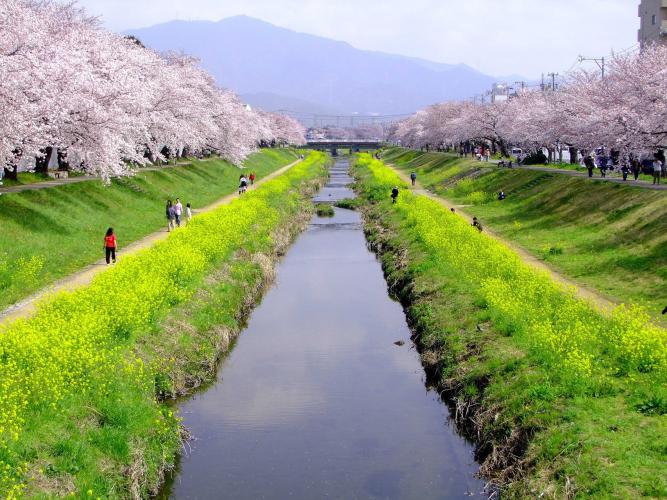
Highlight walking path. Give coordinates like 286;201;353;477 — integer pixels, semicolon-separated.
388;165;616;312
0;158;214;195
516;165;667;191
0;158;303;325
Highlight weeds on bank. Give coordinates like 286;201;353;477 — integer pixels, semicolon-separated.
353;154;667;497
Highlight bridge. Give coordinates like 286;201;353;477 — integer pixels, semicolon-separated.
306;139;383;155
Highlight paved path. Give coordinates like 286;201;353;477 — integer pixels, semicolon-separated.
0;158;213;195
0;159;303;325
516;165;667;191
388;164;616;312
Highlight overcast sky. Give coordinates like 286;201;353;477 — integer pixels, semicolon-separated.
78;0;637;78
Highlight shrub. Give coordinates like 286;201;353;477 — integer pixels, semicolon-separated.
523;151;548;165
316;204;335;217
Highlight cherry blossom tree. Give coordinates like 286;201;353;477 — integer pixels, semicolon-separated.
1;0;300;181
392;44;667;162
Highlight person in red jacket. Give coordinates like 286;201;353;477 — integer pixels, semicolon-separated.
249;172;256;186
104;227;117;265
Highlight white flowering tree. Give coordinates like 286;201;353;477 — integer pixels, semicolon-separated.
392;45;667;162
0;0;300;181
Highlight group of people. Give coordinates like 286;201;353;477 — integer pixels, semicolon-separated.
166;198;192;232
103;198;194;265
239;172;256;194
458;146;491;162
103;172;263;266
583;154;664;185
476;147;491;162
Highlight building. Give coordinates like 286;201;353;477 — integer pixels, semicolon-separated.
490;83;510;103
638;0;667;46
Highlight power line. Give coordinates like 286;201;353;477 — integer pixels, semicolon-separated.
578;55;605;79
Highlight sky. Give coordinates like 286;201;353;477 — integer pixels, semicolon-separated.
77;0;637;78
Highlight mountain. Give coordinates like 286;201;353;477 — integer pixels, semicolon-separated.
126;15;501;117
240;92;340;116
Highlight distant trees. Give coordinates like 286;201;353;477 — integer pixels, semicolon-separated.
314;124;386;141
391;45;667;160
0;0;305;180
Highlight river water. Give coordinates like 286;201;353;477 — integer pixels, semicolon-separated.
160;159;484;499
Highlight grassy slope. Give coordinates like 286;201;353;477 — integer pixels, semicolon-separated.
383;148;667;320
0;149;298;310
353;155;667;498
5;152;329;499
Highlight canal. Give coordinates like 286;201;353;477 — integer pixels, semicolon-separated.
160;159;484;499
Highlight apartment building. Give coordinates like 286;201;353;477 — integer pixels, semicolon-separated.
638;0;667;46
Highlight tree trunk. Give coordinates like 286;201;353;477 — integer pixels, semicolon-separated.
3;166;17;181
497;140;508;157
35;147;54;174
6;148;22;180
569;147;578;164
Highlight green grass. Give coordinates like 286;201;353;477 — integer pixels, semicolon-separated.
383;148;667;322
353;155;667;498
1;172;52;187
0;148;299;311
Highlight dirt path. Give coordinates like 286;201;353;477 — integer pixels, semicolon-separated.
389;165;616;312
0;159;303;325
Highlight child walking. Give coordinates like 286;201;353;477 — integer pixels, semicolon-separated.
104;227;117;265
186;202;193;223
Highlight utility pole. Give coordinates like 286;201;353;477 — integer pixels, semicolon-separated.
578;55;606;79
547;72;559;91
541;73;545;91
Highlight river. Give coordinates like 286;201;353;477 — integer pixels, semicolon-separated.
159;159;484;499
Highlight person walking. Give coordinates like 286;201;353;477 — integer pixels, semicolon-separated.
239;175;248;194
653;159;663;185
621;163;630;181
471;217;483;232
410;172;417;186
584;155;595;178
598;156;607;178
249;172;256;186
185;203;193;223
391;186;399;204
103;227;117;265
174;198;183;227
632;159;641;181
166;200;175;232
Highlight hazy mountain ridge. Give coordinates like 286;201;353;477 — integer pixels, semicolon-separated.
126;15;503;116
